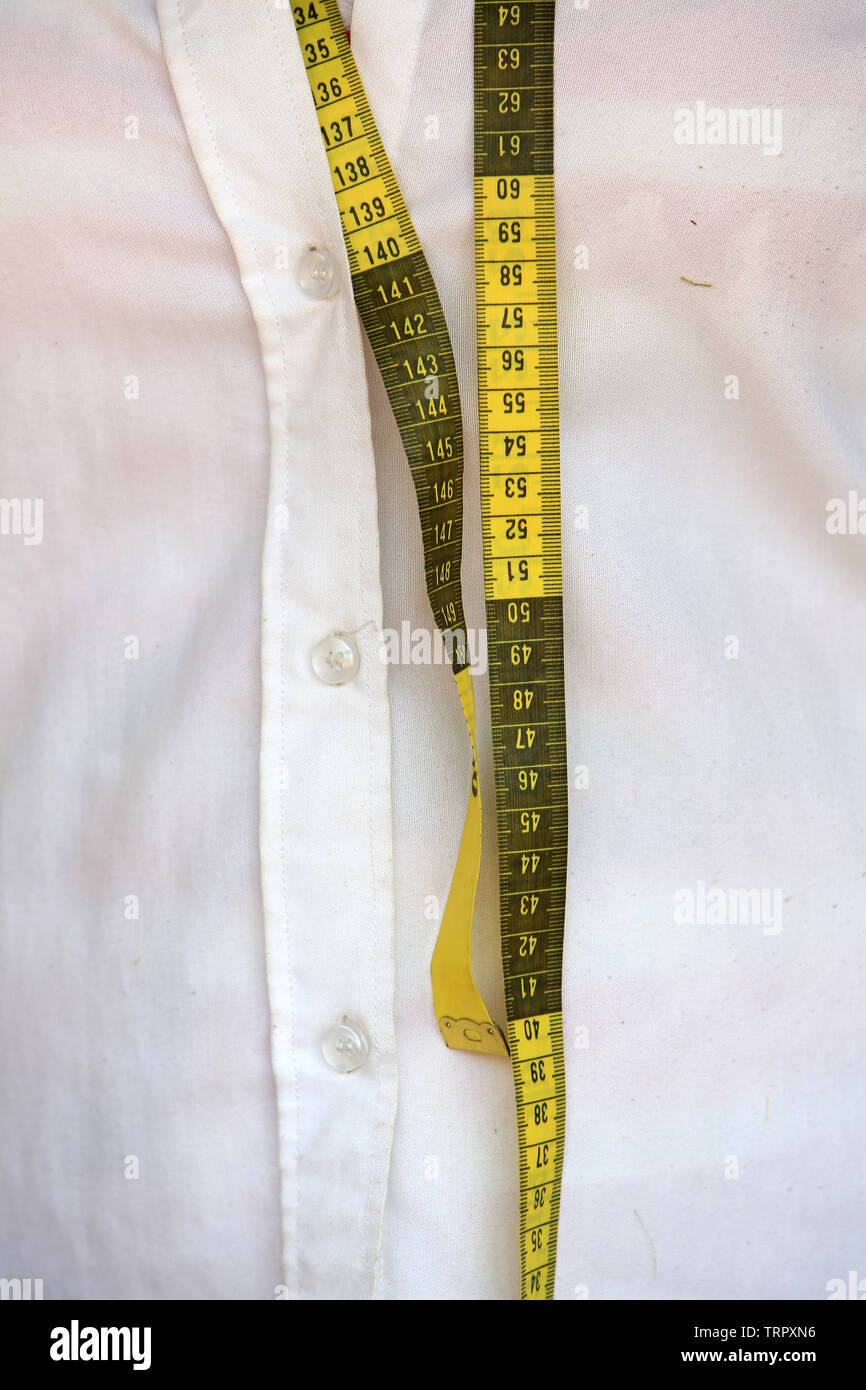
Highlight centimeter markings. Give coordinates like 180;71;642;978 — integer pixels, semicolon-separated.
293;0;568;1300
294;0;471;672
475;0;567;1300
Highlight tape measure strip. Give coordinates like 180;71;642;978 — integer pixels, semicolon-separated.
475;0;567;1300
291;0;506;1060
291;0;567;1300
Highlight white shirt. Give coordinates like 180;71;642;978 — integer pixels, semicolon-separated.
1;0;864;1300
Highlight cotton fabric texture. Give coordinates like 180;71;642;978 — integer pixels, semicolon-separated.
1;0;864;1300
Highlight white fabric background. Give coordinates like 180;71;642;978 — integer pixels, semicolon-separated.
1;0;864;1299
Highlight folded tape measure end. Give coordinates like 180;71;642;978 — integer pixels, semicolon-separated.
437;1015;510;1058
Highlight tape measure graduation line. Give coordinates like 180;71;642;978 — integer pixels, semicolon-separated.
291;0;567;1300
474;0;567;1301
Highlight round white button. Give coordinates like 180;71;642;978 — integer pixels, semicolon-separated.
311;633;360;685
321;1018;369;1074
297;247;337;299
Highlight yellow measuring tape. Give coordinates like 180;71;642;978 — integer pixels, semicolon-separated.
292;0;566;1300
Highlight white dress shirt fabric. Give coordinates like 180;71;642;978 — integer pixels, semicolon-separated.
1;0;864;1300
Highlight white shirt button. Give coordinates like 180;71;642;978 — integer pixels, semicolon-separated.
321;1017;369;1074
297;246;337;299
311;632;360;685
